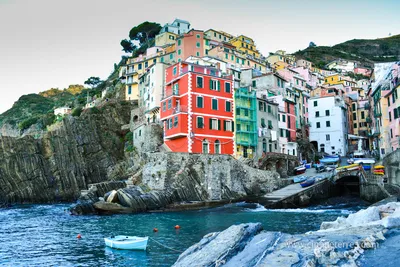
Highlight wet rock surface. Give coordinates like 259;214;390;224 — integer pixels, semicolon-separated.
173;202;400;267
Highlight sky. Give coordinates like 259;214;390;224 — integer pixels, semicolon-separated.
0;0;399;113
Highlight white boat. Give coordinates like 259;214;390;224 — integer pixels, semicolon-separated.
104;235;148;250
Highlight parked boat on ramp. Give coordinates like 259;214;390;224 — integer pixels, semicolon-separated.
104;235;149;250
300;178;315;188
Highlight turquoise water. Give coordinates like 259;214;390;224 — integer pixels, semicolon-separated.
0;201;365;266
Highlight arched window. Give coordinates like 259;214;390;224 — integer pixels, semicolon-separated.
215;140;220;154
202;139;209;154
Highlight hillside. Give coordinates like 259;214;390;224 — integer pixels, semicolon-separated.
295;34;400;68
0;58;127;133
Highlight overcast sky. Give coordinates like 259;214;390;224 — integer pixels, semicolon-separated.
0;0;399;113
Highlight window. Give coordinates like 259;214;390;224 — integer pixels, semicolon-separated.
210;80;220;91
282;115;286;122
168;118;172;129
314;101;317;107
225;101;231;112
196;42;200;48
162;101;166;111
231;55;234;61
128;85;132;94
138;63;142;70
354;123;357;128
212;98;218;110
316;111;319;117
268;105;271;113
178;39;181;46
178;49;181;55
237;123;241;131
196;96;204;108
236;58;239;63
389;111;392;122
252;80;256;87
170;54;173;59
280;128;284;137
326;121;331;127
202;139;209;153
395;108;399;119
263;139;267;153
197;76;203;88
173;83;179;95
174;116;178;127
196;34;200;38
215;140;220;154
268;120;272;129
352;103;356;111
361;111;365;119
244;109;249;116
145;61;148;68
197;117;204;128
391;129;393;138
278;114;281;121
225;53;228;59
224;120;233;131
168;99;172;109
277;79;281;87
209;118;220;130
316;122;320;128
353;113;357;120
261;118;266;127
326;134;330;141
196;52;200;57
325;110;330;116
225;82;231;93
173;66;177;76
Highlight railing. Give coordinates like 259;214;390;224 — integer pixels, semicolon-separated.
164;89;180;98
173;105;188;114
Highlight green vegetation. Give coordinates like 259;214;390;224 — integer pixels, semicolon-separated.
295;34;400;67
120;21;161;55
71;107;83;117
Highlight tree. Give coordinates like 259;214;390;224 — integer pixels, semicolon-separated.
309;42;317;47
84;77;102;88
129;21;161;47
120;39;136;53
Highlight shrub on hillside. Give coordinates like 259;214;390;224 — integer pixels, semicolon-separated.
18;117;39;130
71;107;83;117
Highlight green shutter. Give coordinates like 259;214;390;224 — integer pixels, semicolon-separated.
209;118;212;129
218;120;221;130
217;81;221;91
209;79;213;89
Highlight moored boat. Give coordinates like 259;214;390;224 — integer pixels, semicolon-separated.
104;235;149;250
294;165;306;175
293;175;307;183
354;159;375;170
300;178;315;188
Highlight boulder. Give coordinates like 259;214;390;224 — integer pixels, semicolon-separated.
93;201;133;214
106;190;119;203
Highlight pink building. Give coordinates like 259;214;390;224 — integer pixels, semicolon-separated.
176;29;204;62
354;67;372;77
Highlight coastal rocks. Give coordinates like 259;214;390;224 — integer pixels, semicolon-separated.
173;202;400;267
0;101;135;204
173;223;263;267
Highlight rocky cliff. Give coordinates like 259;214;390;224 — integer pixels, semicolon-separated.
71;152;285;215
0;101;135;204
173;202;400;267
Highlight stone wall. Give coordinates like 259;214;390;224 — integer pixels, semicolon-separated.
141;152;283;202
383;150;400;185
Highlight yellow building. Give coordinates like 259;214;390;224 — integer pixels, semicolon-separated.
124;47;177;101
204;29;234;43
207;43;268;73
323;74;357;87
229;35;261;59
272;61;288;70
155;32;178;47
266;50;295;66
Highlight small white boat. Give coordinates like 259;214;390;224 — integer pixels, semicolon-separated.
104;235;148;250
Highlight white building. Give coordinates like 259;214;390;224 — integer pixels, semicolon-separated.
160;19;190;35
54;107;71;116
309;96;349;156
326;60;356;73
139;62;167;123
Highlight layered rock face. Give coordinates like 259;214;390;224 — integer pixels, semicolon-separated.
0;102;135;204
173;202;400;267
72;152;284;214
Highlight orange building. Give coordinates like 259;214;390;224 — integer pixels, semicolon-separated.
160;62;234;154
176;29;205;62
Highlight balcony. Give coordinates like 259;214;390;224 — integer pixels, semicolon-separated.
126;79;138;85
172;105;188;114
374;111;382;118
163;89;180;98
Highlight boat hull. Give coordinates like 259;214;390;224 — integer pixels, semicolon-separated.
300;178;315;188
294;176;307;183
104;236;148;250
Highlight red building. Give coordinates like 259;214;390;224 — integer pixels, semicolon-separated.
285;99;297;142
160;62;234;154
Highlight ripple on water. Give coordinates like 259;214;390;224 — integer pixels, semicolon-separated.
0;201;366;266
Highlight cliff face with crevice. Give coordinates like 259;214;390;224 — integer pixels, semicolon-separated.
0;102;135;204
